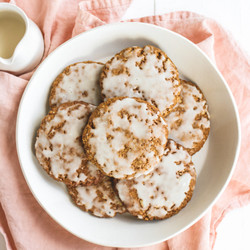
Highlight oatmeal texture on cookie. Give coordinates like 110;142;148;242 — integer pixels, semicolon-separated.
165;80;210;155
83;97;168;179
116;139;196;220
100;45;181;116
50;61;104;107
68;176;126;218
35;101;103;186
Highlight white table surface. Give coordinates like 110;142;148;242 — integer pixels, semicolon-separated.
1;0;249;249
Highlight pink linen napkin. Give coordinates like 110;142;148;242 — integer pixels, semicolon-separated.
0;0;249;249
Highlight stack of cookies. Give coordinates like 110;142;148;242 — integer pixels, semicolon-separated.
35;45;210;220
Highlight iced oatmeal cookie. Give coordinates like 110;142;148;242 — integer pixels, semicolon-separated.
49;61;104;107
164;80;210;155
100;45;181;116
68;176;126;218
83;97;168;179
35;101;103;186
116;139;196;220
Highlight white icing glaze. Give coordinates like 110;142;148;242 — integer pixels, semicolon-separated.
116;140;196;219
35;102;102;184
165;81;210;149
72;177;125;217
102;46;181;114
50;62;103;106
87;97;168;179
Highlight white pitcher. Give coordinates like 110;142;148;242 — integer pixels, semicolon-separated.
0;3;44;75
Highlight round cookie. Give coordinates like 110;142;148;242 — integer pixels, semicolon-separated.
67;176;126;218
35;101;104;186
116;139;196;220
83;97;168;179
164;80;210;155
100;45;181;116
49;61;104;107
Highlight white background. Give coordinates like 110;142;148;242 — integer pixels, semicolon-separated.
1;0;249;249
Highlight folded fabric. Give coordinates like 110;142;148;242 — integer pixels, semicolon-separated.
0;0;249;250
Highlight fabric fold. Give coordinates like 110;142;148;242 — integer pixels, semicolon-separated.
0;204;16;250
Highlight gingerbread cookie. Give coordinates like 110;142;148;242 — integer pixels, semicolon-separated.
100;45;181;116
116;139;196;220
164;80;210;155
83;97;168;179
35;101;104;186
49;61;104;107
68;176;126;218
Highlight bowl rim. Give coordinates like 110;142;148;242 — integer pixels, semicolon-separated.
16;21;241;248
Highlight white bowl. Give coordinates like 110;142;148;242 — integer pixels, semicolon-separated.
16;22;241;248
